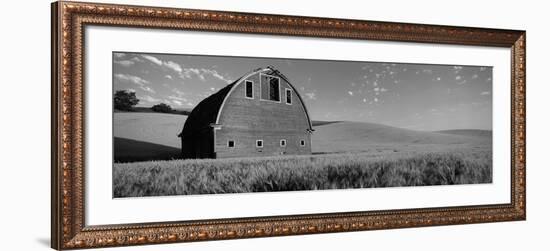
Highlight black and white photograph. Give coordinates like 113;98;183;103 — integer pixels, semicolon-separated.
112;52;493;198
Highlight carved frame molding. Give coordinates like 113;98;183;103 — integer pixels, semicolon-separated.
51;1;526;249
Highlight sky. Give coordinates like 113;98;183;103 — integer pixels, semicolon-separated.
113;52;492;131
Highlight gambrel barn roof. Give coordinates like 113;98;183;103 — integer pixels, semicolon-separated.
179;66;314;139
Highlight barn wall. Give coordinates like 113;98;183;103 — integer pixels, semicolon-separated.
215;71;312;158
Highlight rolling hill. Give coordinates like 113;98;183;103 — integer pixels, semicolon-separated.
114;113;491;162
436;129;492;138
115;112;186;145
311;121;491;154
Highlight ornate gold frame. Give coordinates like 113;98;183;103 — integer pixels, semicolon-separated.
51;1;526;249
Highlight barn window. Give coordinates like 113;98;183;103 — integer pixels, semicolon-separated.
256;140;263;148
227;140;235;148
268;77;280;101
300;140;306;146
245;80;254;98
280;139;286;147
285;88;292;104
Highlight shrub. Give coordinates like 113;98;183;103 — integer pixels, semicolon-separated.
151;103;173;113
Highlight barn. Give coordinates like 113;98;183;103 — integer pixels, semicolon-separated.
178;66;314;159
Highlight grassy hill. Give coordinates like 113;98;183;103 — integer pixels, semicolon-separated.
312;121;491;154
436;129;492;138
114;114;491;162
113;115;493;196
114;112;187;162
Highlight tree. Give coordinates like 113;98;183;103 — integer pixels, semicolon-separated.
114;90;139;111
152;103;173;113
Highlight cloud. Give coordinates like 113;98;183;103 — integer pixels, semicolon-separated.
304;92;317;100
453;65;463;74
167;95;188;102
164;61;183;73
178;67;232;83
209;87;217;91
480;91;491;96
199;69;232;83
486;77;492;82
114;60;135;67
171;100;183;106
140;55;232;83
114;52;125;58
347;91;354;96
114;57;143;67
114;73;155;93
165;75;173;80
172;88;185;97
422;69;433;74
435;77;441;81
141;55;187;78
138;95;161;103
141;55;163;66
456;75;462;80
380;88;388;92
472;74;479;79
457;80;467;85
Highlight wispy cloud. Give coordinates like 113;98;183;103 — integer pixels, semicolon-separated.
171;100;183;106
164;61;183;73
453;65;463;74
114;57;143;67
114;73;155;93
138;95;161;103
114;60;135;67
180;68;232;83
304;92;317;100
141;55;163;66
480;91;491;96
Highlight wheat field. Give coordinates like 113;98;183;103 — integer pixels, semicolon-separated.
113;150;492;198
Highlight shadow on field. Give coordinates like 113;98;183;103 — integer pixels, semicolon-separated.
114;137;181;163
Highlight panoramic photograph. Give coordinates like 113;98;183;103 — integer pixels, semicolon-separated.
112;52;493;198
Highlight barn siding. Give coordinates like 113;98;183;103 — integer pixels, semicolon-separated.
215;72;312;158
